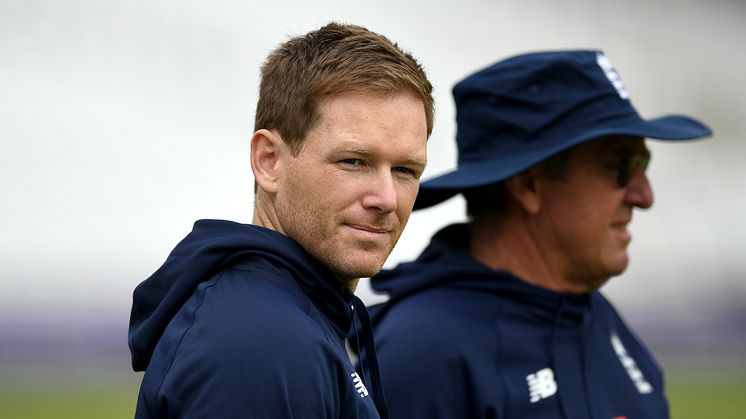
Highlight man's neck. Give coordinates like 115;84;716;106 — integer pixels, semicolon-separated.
252;195;360;293
469;215;590;294
251;195;284;234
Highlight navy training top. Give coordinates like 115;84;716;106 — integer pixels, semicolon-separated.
365;223;667;419
129;220;387;418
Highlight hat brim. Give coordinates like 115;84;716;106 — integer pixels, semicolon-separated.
414;114;711;210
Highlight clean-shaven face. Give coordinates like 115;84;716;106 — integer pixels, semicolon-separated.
274;91;428;287
537;136;654;292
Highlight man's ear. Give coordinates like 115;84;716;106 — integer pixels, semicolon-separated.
251;129;286;194
504;168;542;215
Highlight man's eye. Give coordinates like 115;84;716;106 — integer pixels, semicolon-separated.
394;167;418;178
601;161;623;171
340;159;362;166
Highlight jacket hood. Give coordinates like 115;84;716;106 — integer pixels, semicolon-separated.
371;223;592;324
128;219;355;372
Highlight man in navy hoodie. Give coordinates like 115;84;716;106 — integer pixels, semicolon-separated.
128;22;433;419
366;51;711;418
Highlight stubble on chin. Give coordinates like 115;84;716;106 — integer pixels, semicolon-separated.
327;230;403;287
325;247;387;284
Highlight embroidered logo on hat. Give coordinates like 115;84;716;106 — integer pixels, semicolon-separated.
596;52;629;100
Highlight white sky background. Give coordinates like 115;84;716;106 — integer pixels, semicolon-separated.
1;0;744;332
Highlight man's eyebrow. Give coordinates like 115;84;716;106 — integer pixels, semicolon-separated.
334;143;427;166
338;144;373;155
328;141;371;154
400;156;427;168
607;143;650;155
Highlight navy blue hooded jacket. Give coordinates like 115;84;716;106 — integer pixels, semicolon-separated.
129;220;388;419
366;224;667;419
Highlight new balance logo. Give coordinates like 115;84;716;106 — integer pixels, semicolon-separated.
526;367;557;403
610;332;653;394
350;372;369;398
596;52;629;100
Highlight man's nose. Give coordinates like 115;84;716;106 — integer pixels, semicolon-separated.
362;170;398;213
625;167;654;209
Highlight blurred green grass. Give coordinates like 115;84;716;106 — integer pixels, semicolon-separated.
1;364;744;418
0;382;139;419
666;368;746;419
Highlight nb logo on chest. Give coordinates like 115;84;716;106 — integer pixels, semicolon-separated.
526;367;558;403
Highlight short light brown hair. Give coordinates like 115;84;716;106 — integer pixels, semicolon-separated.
254;22;434;155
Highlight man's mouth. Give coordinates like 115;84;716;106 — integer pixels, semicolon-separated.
345;223;390;234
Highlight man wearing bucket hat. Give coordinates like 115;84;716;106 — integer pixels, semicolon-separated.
363;50;711;419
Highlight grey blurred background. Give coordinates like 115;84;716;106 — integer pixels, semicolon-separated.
1;0;744;415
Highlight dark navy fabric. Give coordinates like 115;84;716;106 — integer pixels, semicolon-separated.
366;224;668;419
129;220;385;419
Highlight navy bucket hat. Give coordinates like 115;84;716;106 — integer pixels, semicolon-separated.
414;50;712;210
